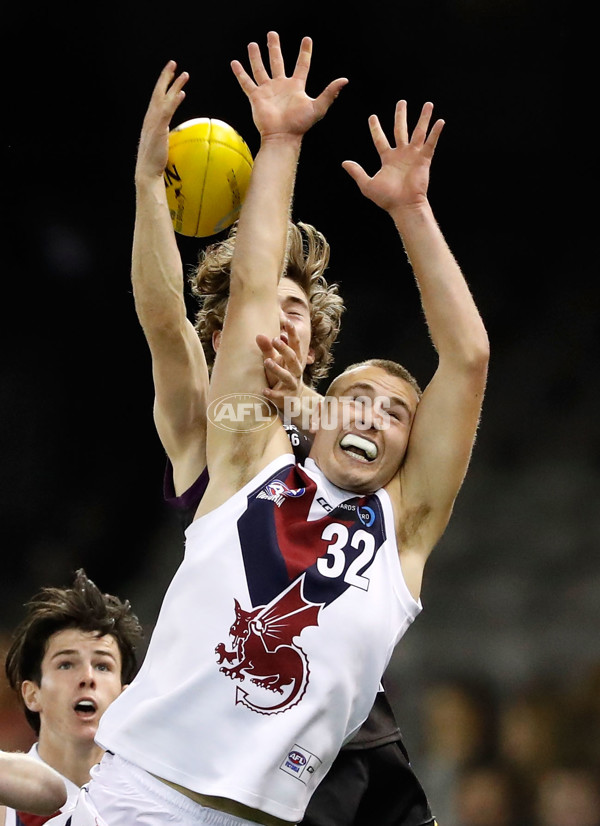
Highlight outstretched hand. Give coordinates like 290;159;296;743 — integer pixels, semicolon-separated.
231;31;348;139
136;60;189;182
342;100;445;213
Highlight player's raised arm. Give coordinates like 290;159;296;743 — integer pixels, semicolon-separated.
202;33;347;504
132;61;211;495
343;100;489;559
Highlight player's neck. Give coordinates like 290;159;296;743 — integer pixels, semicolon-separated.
37;732;104;788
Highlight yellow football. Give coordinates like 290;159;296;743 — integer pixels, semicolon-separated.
164;118;254;238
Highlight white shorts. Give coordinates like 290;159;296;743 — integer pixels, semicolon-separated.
48;752;265;826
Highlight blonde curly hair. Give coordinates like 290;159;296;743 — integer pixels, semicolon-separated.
189;220;345;388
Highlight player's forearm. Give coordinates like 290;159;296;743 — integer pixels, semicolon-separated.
132;175;188;337
391;201;489;367
0;752;67;814
230;134;302;302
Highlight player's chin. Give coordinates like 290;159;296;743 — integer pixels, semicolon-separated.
72;721;100;743
332;462;382;495
346;456;400;494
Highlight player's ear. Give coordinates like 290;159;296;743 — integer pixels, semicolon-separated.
212;330;222;353
21;680;42;712
306;346;315;365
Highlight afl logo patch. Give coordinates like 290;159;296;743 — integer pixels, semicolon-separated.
288;750;307;767
280;742;322;782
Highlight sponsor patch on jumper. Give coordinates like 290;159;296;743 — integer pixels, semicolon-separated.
280;743;322;782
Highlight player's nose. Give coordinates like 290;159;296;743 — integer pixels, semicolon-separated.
78;663;96;687
279;311;291;342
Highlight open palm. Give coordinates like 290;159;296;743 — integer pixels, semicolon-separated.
343;100;445;212
232;31;348;139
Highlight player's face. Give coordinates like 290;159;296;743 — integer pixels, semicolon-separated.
213;277;314;370
309;366;420;494
22;628;124;748
277;277;315;370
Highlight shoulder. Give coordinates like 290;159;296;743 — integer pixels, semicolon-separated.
197;448;296;518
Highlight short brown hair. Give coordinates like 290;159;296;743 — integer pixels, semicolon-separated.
330;358;423;398
5;569;143;734
189;221;345;387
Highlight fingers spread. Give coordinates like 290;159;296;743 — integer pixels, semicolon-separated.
272;339;302;376
267;30;286;78
247;40;270;85
424;118;445;157
341;160;369;189
368;113;391;156
393;100;409;146
154;60;177;96
231;59;257;96
154;61;188;101
265;359;295;387
411;101;434;147
292;35;313;83
313;77;349;120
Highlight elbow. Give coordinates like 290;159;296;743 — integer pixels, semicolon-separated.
466;339;490;386
471;331;490;372
47;780;68;814
447;329;490;380
466;339;490;400
55;779;69;810
463;319;490;372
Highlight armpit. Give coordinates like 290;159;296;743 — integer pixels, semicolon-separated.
396;502;433;548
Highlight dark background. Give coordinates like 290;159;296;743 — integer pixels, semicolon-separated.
3;0;597;808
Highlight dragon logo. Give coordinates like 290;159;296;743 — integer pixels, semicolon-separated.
215;576;321;714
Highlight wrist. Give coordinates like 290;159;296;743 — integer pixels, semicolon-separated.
388;198;434;228
135;171;167;192
259;132;303;151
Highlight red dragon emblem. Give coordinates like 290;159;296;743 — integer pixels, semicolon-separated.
215;576;322;714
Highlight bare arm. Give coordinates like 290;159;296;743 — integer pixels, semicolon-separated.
344;101;489;577
132;61;211;494
200;33;347;512
0;751;67;815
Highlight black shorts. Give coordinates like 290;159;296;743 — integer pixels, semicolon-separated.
300;741;436;826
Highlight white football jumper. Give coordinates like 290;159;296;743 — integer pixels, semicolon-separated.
96;454;422;823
